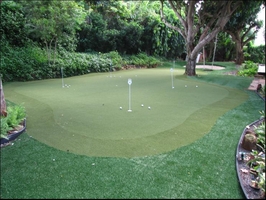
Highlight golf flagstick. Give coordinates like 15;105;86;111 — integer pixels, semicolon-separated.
170;68;174;89
61;67;64;88
128;78;132;112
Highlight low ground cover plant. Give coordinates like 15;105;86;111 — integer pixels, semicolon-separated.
0;102;26;139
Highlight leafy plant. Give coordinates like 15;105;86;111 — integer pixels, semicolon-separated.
238;60;258;77
247;112;265;192
258;172;265;193
0;117;12;139
246;45;265;64
0;103;26;139
14;104;26;123
6;106;20;127
254;122;265;152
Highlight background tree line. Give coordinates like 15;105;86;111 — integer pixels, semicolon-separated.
0;0;265;81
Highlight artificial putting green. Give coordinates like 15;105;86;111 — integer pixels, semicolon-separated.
3;68;248;157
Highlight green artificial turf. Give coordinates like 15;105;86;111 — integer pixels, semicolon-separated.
1;63;265;198
3;68;248;157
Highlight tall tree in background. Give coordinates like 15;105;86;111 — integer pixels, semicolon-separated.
160;0;242;76
20;0;86;66
79;0;185;57
0;1;28;47
223;1;264;65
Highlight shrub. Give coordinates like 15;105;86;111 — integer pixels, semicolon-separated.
238;60;258;77
122;53;160;68
6;104;26;128
245;45;265;64
104;51;122;70
0;42;161;81
0;103;26;139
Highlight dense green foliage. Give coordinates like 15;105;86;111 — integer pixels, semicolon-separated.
0;0;264;82
223;0;264;65
0;38;161;82
0;101;26;139
0;1;28;47
238;60;259;77
245;44;265;64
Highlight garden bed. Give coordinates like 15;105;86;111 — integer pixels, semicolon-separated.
236;117;265;199
236;85;265;199
0;118;26;147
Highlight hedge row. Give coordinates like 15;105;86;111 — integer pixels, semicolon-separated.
0;43;161;82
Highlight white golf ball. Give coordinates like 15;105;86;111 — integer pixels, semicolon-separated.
196;85;198;87
172;86;174;89
120;107;122;110
141;104;144;107
185;85;187;87
148;106;151;110
53;159;55;161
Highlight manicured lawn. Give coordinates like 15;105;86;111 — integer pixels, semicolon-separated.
3;67;246;157
1;62;264;198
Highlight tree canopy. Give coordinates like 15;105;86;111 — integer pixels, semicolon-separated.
160;0;243;75
0;0;264;80
224;1;264;65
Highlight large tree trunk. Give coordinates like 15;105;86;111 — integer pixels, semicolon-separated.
235;41;244;65
0;77;7;117
160;0;241;75
185;58;197;76
184;40;197;76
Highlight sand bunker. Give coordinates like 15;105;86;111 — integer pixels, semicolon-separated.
196;65;225;70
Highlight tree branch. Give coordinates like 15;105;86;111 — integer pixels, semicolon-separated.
160;0;186;38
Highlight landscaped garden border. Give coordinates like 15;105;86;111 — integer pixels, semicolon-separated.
236;91;265;199
236;118;265;199
0;118;26;146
